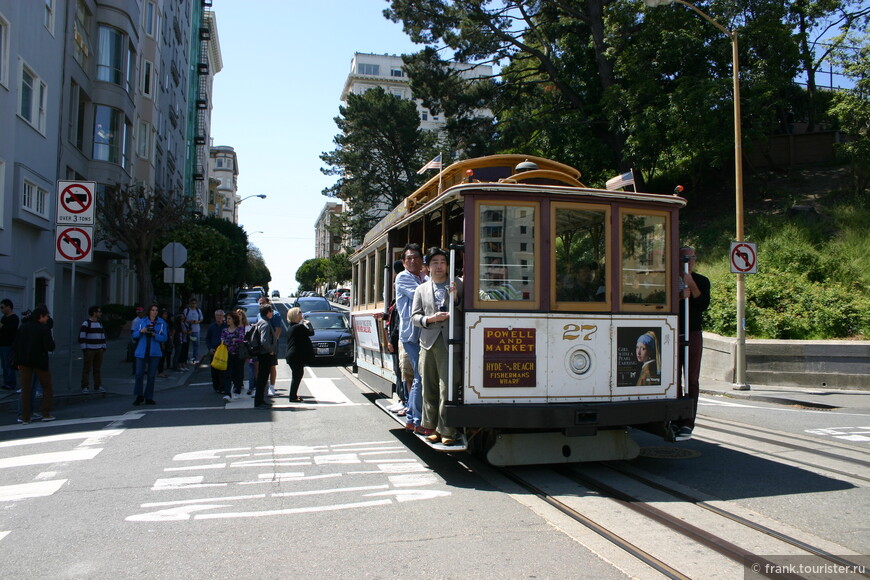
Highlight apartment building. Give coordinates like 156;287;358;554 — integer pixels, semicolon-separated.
314;201;344;259
209;144;237;222
341;52;493;131
0;0;218;348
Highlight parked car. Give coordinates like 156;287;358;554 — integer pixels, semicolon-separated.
239;302;261;323
271;289;280;298
304;311;354;364
291;296;332;313
236;289;263;303
336;290;350;306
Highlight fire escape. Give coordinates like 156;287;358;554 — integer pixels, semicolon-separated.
192;1;213;203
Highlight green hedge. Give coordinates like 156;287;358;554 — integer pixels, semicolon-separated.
705;268;870;339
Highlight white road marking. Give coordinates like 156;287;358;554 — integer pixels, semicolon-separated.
364;489;451;502
389;473;439;487
0;448;102;470
141;494;267;508
314;454;361;465
193;499;393;520
0;415;141;433
173;448;251;461
0;531;9;542
164;463;227;472
237;473;342;485
299;377;356;406
805;426;870;443
152;477;226;490
272;485;389;498
331;441;398;448
229;459;312;468
129;441;449;522
0;429;126;449
0;480;67;502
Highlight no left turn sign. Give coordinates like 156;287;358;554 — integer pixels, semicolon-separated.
56;226;94;263
730;242;757;274
56;180;96;224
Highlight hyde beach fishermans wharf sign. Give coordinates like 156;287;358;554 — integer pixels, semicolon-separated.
483;328;536;387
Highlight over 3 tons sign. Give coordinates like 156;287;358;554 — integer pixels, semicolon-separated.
55;181;96;263
56;181;95;224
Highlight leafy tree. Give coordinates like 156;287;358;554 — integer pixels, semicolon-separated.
296;258;329;292
97;184;188;305
399;47;499;157
245;245;272;290
321;87;438;243
326;253;352;288
789;0;870;131
152;218;252;310
385;0;637;180
829;28;870;196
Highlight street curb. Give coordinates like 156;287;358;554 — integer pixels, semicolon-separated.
699;388;839;410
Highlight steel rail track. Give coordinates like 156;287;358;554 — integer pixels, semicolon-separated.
694;418;870;485
498;467;693;580
554;466;812;580
600;462;870;574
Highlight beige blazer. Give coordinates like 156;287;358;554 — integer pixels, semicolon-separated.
411;277;463;350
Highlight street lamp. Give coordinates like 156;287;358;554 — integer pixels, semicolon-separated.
238;194;267;204
233;194;266;224
644;0;748;390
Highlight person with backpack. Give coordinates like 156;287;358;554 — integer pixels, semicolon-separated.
183;298;204;364
251;303;277;409
78;305;107;394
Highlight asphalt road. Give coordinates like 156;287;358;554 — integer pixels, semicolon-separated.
1;325;868;578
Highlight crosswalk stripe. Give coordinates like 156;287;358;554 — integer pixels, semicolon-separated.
0;429;126;449
0;448;102;470
299;377;355;406
0;480;67;502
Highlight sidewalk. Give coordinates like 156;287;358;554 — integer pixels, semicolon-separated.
0;335;198;415
3;337;867;415
699;377;870;412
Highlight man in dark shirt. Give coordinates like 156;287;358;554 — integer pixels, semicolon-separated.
0;298;19;390
15;306;56;424
676;246;711;441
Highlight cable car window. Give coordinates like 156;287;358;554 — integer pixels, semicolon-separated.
553;205;608;306
478;203;536;303
621;210;668;306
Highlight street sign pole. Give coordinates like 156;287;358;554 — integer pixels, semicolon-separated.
68;262;76;392
56;180;95;393
171;242;177;314
162;242;188;314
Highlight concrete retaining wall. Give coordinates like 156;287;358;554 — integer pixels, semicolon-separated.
701;332;870;391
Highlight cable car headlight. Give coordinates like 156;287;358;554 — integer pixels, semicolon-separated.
568;349;592;376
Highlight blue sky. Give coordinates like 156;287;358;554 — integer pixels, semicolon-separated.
210;1;420;295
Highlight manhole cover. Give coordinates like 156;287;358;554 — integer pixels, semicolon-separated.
640;446;701;459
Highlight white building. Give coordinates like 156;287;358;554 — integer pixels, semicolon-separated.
315;201;344;259
209;145;238;221
341;52;492;132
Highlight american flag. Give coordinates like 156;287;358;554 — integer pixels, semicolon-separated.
605;170;635;191
416;153;443;174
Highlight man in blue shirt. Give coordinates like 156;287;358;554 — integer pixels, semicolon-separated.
395;243;427;433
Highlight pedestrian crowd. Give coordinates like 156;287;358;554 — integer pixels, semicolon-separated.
1;290;311;425
2;247;710;438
